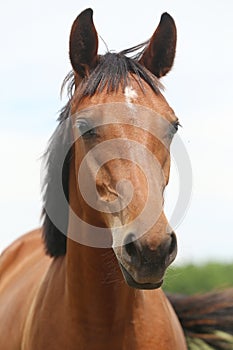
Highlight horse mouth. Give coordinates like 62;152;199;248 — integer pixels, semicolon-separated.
119;264;163;290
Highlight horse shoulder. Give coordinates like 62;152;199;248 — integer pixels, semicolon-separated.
0;229;51;350
21;256;68;350
133;289;187;350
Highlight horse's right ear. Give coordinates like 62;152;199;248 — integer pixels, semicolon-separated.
139;13;177;78
69;8;98;78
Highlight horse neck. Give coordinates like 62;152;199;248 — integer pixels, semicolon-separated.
66;241;136;325
65;159;137;329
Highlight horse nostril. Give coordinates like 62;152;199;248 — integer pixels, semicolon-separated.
165;232;177;268
169;233;177;256
125;241;137;258
123;233;140;264
124;233;136;256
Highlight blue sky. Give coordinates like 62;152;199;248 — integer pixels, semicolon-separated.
0;0;233;264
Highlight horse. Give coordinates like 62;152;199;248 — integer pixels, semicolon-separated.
0;8;233;350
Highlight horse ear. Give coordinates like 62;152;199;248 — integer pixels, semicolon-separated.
69;8;98;77
139;13;177;78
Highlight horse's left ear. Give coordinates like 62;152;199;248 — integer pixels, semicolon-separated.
139;13;177;78
69;8;98;78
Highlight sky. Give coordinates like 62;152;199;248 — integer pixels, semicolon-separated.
0;0;233;264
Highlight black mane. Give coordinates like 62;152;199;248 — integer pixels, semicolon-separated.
42;48;161;257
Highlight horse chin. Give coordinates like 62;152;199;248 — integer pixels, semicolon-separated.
119;263;163;290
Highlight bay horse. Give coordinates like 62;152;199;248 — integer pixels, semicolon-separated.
1;8;233;350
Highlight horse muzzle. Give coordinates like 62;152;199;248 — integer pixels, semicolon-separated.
118;232;177;290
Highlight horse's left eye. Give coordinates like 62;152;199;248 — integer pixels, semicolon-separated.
76;120;96;138
171;121;181;135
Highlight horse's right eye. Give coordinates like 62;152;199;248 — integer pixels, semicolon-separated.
76;120;97;139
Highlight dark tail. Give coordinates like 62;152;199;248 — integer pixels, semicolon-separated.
167;289;233;350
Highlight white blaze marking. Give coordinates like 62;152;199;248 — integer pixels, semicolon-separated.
124;86;138;105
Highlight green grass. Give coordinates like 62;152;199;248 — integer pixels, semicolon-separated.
163;262;233;294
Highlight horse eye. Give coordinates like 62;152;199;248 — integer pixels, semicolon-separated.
175;121;181;131
171;121;181;134
76;120;96;138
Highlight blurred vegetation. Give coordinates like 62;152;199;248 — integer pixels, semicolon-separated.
163;262;233;295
